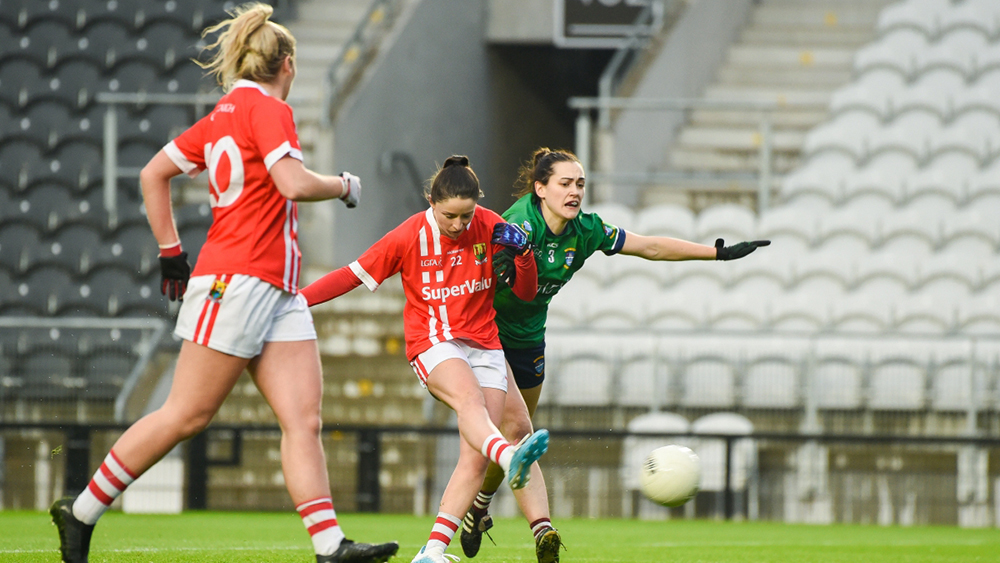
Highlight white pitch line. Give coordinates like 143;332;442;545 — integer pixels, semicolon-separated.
0;545;306;554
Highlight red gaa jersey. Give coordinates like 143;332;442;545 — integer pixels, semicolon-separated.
350;206;509;359
163;79;304;293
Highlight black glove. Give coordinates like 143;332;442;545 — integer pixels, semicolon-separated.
715;238;770;261
493;247;516;287
159;252;191;301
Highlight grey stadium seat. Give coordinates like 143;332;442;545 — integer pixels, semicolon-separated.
0;222;44;274
53;60;104;109
21;348;79;399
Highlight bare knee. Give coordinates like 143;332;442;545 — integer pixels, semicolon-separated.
283;413;323;439
156;407;214;441
502;416;533;444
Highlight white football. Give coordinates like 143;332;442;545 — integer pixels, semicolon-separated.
639;445;701;507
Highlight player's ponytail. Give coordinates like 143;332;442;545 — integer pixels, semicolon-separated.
514;147;580;198
197;2;296;91
427;155;483;203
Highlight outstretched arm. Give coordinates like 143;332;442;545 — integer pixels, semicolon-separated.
619;232;770;261
619;232;716;261
300;266;363;306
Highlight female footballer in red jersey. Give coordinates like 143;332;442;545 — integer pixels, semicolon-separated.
302;156;550;563
49;5;397;563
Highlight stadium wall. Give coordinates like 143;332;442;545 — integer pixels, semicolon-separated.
611;0;753;205
330;0;592;265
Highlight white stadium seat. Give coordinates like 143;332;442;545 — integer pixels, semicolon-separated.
646;283;705;330
816;200;890;247
553;354;615;407
813;339;866;410
705;288;770;331
892;69;965;120
877;0;951;37
968;157;1000;200
917;28;988;78
935;112;1000;161
756;203;821;244
866;340;928;410
696;203;756;242
855;29;929;78
941;206;1000;248
869;112;942;161
617;338;669;409
587;201;635;233
954;70;1000;117
546;275;596;328
803;111;879;160
690;413;756;493
941;0;1000;38
843;152;917;203
633;203;695;240
829;69;904;119
742;339;803;409
907;152;979;203
781;165;844;203
681;354;737;408
588;276;658;329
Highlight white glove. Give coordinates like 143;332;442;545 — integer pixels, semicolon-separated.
339;172;361;208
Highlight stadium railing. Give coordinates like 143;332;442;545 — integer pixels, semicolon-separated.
568;96;828;212
0;316;170;422
95;91;220;227
320;0;406;127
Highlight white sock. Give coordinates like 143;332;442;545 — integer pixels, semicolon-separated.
296;497;346;556
72;450;136;525
480;433;514;473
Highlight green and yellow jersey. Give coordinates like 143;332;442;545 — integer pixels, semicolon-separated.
493;193;625;349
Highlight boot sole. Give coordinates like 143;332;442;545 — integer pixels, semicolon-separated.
536;529;561;563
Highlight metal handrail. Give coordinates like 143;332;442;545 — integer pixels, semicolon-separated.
570;96;829;212
95;92;220;227
321;0;401;127
0;316;170;423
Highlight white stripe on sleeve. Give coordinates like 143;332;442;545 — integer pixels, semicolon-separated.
264;140;302;170
349;261;380;292
163;141;202;177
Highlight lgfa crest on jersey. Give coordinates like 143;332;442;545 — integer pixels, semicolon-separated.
603;223;617;239
564;248;575;269
522;220;532;233
473;242;488;265
208;279;228;302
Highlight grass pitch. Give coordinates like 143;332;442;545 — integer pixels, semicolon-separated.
3;510;998;562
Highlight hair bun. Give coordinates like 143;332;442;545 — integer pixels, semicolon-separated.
443;155;470;168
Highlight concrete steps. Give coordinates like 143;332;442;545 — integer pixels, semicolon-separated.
643;0;889;205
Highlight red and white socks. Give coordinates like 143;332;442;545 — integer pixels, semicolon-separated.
422;512;461;557
481;433;515;473
531;517;554;542
72;450;136;525
296;497;346;556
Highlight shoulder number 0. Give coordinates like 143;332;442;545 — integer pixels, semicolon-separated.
205;136;245;208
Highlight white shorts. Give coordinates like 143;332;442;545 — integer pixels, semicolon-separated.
410;339;508;393
174;274;317;359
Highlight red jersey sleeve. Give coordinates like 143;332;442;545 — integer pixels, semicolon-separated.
163;115;211;177
349;225;409;291
249;97;303;171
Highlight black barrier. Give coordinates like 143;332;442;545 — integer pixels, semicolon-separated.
8;422;1000;516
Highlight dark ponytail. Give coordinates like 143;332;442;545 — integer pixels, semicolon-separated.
514;147;580;198
426;155;483;203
